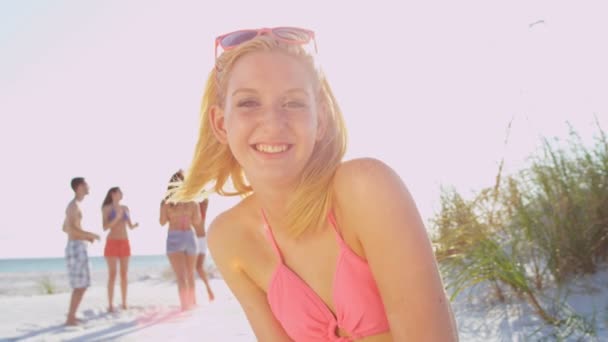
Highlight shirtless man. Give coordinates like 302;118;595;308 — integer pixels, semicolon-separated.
63;177;100;326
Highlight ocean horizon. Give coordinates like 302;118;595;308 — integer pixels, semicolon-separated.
0;255;174;297
0;254;169;274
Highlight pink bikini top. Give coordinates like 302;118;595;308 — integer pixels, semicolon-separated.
263;211;390;341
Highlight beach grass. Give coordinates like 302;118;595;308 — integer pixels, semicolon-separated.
432;120;607;338
37;276;57;295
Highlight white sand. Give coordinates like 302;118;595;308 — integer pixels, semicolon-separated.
1;278;254;341
2;269;607;341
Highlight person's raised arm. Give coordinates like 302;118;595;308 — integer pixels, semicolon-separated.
334;158;458;341
124;206;139;229
208;214;292;341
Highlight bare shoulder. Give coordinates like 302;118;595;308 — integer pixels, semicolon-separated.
207;199;257;265
101;204;111;214
334;158;404;196
66;200;79;215
335;160;455;341
207;212;232;256
332;158;417;235
67;199;76;210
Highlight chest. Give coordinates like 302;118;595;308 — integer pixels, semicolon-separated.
250;224;349;314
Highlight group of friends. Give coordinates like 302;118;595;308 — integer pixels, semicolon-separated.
61;172;214;326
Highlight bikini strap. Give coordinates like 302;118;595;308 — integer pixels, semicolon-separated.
328;210;347;248
261;210;284;262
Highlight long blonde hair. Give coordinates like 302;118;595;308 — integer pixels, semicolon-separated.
172;35;347;237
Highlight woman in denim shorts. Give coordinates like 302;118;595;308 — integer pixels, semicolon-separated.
160;170;201;311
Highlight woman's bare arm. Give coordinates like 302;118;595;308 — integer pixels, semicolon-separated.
334;158;458;341
124;206;139;229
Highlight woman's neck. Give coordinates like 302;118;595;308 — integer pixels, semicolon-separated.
252;184;295;231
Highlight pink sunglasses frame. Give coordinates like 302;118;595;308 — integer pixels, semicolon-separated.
214;27;318;61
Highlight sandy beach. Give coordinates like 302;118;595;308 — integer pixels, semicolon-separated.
2;266;608;341
1;278;254;342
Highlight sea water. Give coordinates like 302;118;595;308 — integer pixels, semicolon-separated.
0;255;171;296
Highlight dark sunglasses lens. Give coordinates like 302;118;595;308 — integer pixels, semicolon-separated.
220;30;258;48
272;27;310;42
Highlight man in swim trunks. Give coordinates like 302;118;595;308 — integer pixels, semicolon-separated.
62;177;100;326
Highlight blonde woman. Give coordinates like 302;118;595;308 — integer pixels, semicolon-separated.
160;170;201;311
172;28;458;341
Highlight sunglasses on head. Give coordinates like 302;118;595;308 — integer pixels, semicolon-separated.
214;27;317;61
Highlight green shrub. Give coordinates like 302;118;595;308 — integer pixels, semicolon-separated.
38;276;56;295
433;121;608;334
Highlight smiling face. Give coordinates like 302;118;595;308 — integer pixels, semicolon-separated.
211;51;324;189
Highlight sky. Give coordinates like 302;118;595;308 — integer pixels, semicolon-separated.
1;1;606;258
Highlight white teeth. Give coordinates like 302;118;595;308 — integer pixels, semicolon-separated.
255;144;288;153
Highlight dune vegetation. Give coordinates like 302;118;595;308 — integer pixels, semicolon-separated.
433;121;608;339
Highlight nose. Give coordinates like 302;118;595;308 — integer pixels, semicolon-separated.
259;105;288;130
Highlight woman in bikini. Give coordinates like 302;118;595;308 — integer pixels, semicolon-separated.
102;186;138;312
171;28;458;340
160;170;201;311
